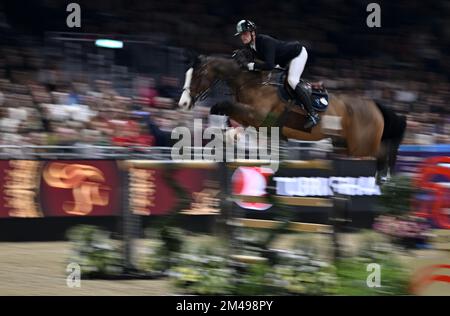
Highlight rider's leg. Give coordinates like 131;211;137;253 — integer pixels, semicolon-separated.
287;47;320;129
287;46;308;89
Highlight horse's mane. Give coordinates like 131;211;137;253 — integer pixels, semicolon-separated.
206;55;240;76
209;53;234;59
204;55;266;83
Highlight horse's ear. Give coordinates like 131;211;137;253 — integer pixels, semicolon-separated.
183;49;195;67
192;55;206;68
183;49;203;68
195;54;207;67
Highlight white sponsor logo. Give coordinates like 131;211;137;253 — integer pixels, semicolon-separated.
274;176;381;196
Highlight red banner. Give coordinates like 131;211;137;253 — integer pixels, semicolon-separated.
0;160;219;218
128;167;220;215
0;160;42;218
39;160;121;217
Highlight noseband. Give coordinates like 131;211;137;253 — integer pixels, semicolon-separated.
183;64;220;104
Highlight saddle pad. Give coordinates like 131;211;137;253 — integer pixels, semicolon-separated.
276;72;329;112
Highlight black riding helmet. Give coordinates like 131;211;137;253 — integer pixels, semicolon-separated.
234;19;256;36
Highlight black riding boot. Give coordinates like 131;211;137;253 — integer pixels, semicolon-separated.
294;83;320;129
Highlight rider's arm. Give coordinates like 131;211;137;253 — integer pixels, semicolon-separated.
252;37;276;71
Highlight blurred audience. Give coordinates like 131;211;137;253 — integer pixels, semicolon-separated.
0;0;448;157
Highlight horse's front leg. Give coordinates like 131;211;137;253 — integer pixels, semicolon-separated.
210;100;258;126
210;101;233;117
210;100;262;147
208;101;239;145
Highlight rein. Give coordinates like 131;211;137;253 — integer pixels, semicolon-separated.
183;80;219;104
234;69;285;95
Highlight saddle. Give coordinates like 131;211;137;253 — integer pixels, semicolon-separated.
267;69;329;112
232;49;329;111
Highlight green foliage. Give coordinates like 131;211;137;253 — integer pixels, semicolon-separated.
140;240;169;273
270;249;338;295
272;263;337;295
378;175;417;215
333;230;410;295
142;226;185;272
173;265;234;295
170;238;234;295
357;230;394;258
334;256;410;295
141;227;185;273
234;262;275;295
184;237;228;257
159;226;183;254
66;225;122;276
170;232;338;295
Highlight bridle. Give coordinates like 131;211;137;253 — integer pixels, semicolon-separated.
183;63;220;104
183;56;275;104
183;81;219;104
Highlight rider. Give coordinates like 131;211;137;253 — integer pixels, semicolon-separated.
234;19;320;129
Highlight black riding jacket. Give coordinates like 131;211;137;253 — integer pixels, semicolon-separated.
249;34;303;71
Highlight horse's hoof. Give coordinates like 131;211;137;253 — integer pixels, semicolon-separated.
376;176;388;186
304;117;320;130
225;128;242;145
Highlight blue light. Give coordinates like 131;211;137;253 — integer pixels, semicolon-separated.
95;39;124;49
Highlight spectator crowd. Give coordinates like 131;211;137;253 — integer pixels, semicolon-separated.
0;0;448;157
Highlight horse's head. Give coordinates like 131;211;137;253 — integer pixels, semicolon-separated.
178;54;216;110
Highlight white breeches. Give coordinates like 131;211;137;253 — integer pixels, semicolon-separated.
287;46;308;90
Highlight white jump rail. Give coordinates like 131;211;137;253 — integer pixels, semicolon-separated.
228;218;332;234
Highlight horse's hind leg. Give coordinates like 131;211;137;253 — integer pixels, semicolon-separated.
388;115;407;176
210;101;233;116
376;141;390;182
387;136;404;177
377;137;401;183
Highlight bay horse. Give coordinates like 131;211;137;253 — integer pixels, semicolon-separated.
178;55;406;180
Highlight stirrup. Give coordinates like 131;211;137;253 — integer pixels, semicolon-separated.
304;114;320;129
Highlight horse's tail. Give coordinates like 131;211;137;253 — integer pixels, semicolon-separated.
375;101;407;175
396;114;407;143
375;101;407;143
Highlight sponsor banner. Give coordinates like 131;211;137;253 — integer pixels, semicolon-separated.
40;160;121;217
274;176;380;197
0;160;122;218
0;158;385;220
230;159;380;224
0;160;42;218
128;166;220;216
0;160;219;218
